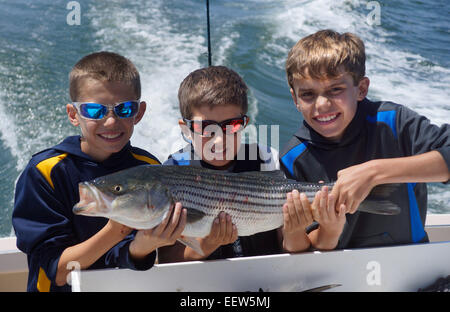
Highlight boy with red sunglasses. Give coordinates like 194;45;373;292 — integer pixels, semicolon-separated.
158;66;312;263
12;52;186;291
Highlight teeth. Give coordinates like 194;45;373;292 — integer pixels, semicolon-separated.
100;133;121;139
316;114;337;122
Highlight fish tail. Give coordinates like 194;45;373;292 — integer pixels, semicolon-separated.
358;183;402;215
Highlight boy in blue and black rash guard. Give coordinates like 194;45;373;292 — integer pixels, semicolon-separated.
280;29;450;251
12;52;186;292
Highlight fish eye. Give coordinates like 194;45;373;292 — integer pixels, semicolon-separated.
113;185;123;193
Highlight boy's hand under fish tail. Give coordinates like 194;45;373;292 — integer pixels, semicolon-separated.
281;190;313;252
311;186;346;238
129;202;187;261
283;190;314;233
282;186;346;251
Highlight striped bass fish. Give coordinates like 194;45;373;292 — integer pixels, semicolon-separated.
73;165;400;239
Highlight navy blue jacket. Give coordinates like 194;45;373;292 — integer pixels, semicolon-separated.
280;99;450;249
12;136;160;292
164;143;281;259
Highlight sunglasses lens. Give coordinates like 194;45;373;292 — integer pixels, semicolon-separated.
79;103;107;119
189;117;247;135
224;118;245;134
114;101;139;118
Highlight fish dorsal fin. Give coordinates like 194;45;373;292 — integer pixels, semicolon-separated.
237;170;286;180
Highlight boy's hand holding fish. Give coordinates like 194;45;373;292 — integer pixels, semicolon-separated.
308;186;346;250
129;203;187;261
281;190;313;252
281;186;346;252
184;212;238;260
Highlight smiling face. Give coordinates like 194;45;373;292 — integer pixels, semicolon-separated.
67;78;146;162
179;105;244;169
290;70;369;141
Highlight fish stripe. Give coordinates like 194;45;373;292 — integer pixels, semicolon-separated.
169;175;323;197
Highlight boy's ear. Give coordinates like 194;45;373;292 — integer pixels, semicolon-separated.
178;119;192;141
357;77;370;101
290;88;301;111
133;101;147;124
66;103;79;127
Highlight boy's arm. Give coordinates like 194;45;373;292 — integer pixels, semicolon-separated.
333;150;449;214
55;220;133;286
334;105;450;214
13;165;81;290
55;203;186;286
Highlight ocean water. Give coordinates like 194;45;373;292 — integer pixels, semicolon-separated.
0;0;448;237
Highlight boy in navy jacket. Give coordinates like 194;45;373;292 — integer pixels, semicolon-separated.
158;66;312;262
13;52;186;291
280;30;450;251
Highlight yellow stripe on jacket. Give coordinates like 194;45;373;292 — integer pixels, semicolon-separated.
36;153;68;189
131;152;160;165
37;267;51;292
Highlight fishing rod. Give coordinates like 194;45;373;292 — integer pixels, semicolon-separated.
206;0;212;66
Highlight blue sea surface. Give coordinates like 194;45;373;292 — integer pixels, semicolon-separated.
0;0;448;237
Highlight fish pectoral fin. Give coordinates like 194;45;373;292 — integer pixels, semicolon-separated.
178;236;204;257
186;208;206;224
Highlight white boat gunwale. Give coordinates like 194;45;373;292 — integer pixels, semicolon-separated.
1;213;449;292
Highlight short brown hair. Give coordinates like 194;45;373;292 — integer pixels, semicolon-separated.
178;66;248;119
69;51;141;101
286;29;366;89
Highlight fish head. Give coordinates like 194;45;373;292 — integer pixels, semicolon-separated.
73;167;172;229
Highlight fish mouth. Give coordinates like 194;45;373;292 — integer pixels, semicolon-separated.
73;182;112;216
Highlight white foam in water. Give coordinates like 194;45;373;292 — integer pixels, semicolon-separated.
87;0;264;160
270;0;450;126
0;87;22;170
261;0;449;210
88;0;206;161
428;186;450;214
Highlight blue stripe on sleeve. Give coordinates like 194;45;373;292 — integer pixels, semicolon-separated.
366;110;398;139
171;152;191;166
407;183;426;243
280;142;308;177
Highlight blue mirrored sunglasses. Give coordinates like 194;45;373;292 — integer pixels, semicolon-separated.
72;101;140;120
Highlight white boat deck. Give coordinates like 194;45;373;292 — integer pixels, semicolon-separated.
1;213;449;292
74;240;450;292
